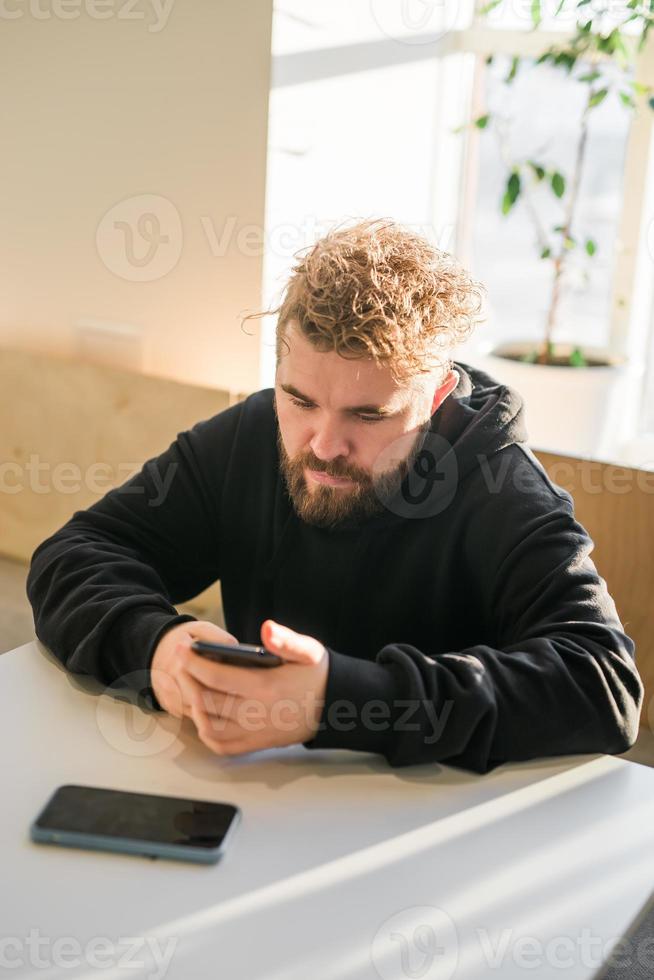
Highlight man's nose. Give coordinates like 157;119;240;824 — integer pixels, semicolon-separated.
309;418;350;462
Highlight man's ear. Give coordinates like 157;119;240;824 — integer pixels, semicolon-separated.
431;369;460;416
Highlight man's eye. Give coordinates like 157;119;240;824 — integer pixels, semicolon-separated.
289;396;383;424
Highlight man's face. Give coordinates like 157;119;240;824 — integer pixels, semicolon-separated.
274;322;458;528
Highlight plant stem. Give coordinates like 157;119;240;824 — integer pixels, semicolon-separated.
539;90;592;363
494;116;551;253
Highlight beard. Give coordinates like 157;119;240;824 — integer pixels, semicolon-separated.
275;414;433;530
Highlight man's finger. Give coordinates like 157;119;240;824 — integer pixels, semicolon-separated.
196;720;271;757
177;670;208;721
196;688;243;720
184;647;270;697
261;619;326;665
185;623;239;646
195;714;253;750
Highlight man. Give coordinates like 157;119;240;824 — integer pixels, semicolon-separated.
26;220;643;773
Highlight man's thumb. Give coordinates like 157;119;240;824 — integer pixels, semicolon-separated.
261;619;325;665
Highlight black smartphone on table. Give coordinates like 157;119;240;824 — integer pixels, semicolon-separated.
30;785;241;864
191;640;283;668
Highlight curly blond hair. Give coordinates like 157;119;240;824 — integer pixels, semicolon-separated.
269;219;485;386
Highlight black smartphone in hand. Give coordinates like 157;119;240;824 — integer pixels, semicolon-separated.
190;640;283;668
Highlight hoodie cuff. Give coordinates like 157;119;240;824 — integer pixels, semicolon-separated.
303;647;400;757
100;605;198;710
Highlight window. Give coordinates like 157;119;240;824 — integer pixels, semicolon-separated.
262;0;654;446
262;1;469;384
463;53;631;351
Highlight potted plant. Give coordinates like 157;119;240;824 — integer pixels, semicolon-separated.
460;0;654;457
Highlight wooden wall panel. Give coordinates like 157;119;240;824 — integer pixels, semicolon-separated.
534;449;654;729
1;349;236;616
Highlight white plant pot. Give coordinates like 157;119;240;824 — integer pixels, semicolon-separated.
468;341;644;461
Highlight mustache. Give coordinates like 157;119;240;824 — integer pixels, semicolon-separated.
300;456;368;483
275;422;432;486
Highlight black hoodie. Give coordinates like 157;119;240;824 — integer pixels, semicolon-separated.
26;362;643;773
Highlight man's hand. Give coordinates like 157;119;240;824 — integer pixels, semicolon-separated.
177;619;329;756
150;620;240;720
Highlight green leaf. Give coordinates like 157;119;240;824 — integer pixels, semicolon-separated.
505;56;520;83
551;172;566;198
595;29;628;61
528;160;546;180
613;30;629;60
554;0;566;14
638;24;651;54
553;51;577;71
620;91;636;108
578;70;601;83
453;113;491;134
588;87;608;108
502;171;522;215
585;238;597;256
569;346;587;367
479;0;504;14
540;246;552;258
531;0;542;27
563;236;576;250
631;81;650;96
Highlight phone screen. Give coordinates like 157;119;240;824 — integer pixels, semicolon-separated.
33;785;239;850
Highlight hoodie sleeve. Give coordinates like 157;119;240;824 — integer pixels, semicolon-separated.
303;449;644;773
26;408;238;696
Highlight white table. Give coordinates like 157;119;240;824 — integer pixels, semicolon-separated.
2;639;654;980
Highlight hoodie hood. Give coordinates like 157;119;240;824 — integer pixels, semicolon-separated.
330;359;529;531
433;360;528;480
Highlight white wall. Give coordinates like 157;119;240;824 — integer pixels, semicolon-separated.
0;0;273;395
